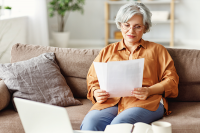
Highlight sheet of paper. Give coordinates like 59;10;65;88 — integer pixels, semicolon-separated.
104;123;134;133
93;58;144;98
93;62;107;91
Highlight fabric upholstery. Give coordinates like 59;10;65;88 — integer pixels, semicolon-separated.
0;80;10;111
167;48;200;83
65;77;88;98
167;48;200;101
11;44;100;98
0;53;81;108
158;102;200;133
0;108;25;133
66;99;93;130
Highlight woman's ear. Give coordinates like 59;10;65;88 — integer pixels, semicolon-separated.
143;25;147;34
143;29;146;34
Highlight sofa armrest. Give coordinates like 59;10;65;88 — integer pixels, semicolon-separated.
0;80;10;111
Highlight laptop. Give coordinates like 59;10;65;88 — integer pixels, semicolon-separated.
14;98;103;133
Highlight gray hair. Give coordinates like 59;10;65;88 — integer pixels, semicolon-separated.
115;2;152;33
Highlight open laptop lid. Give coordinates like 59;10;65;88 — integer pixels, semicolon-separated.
14;98;73;133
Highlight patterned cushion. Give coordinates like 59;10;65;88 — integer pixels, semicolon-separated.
0;53;82;109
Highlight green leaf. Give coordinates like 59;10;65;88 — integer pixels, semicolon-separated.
4;6;12;9
48;0;85;31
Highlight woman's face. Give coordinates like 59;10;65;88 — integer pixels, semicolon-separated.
121;14;145;45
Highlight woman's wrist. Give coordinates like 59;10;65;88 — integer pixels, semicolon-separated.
93;88;98;101
149;84;165;96
147;87;151;97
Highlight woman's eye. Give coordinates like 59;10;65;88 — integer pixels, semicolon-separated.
124;24;130;27
135;26;141;29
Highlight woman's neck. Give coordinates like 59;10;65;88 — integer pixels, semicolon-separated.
124;40;140;53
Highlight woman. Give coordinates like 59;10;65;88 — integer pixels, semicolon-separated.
81;2;179;131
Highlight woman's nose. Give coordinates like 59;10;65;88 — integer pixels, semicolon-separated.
128;27;136;34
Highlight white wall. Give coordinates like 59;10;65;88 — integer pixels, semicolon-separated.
47;0;200;48
1;0;49;46
175;0;200;47
48;0;106;47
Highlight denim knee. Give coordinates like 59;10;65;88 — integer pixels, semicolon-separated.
80;106;118;131
80;110;112;131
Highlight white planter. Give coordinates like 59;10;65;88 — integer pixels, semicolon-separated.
3;9;11;16
52;32;70;48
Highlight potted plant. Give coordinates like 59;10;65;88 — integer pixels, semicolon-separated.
0;6;2;16
48;0;85;48
4;6;12;16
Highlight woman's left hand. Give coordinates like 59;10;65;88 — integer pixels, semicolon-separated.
131;87;150;100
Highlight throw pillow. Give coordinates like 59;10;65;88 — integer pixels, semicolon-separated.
0;53;82;109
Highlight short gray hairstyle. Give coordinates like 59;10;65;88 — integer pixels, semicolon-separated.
115;2;152;33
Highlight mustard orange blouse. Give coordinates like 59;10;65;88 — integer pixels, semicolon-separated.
87;39;179;116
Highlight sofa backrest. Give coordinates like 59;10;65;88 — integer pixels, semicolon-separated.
11;43;100;99
10;44;200;101
166;48;200;102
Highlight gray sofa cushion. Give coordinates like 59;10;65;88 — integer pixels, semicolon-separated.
11;44;100;98
0;53;81;108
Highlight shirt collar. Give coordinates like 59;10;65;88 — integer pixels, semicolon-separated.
117;38;147;51
118;39;126;51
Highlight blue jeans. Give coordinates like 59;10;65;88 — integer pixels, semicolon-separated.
80;103;164;131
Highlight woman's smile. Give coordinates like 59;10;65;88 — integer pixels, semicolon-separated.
127;35;136;38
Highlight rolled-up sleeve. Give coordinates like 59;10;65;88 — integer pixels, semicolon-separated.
156;46;179;98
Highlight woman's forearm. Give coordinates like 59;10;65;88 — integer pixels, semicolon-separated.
148;83;165;96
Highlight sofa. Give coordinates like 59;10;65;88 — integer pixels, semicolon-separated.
0;43;200;133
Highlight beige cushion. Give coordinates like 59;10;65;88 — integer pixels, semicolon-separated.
66;99;93;130
0;80;10;111
0;108;25;133
0;53;82;108
167;48;200;102
158;102;200;133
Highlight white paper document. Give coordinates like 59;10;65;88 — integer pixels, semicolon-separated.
104;123;134;133
93;58;144;98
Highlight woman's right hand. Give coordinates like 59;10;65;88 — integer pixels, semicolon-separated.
93;89;110;104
